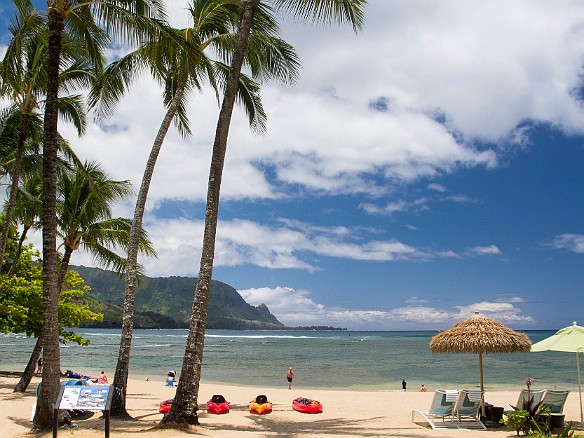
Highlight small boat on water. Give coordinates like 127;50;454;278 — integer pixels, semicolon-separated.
249;395;272;414
292;397;323;414
206;394;230;414
159;398;173;414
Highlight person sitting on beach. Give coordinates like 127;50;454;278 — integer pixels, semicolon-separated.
166;371;176;387
419;384;427;392
97;371;108;384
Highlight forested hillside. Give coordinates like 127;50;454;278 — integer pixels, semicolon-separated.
72;266;284;330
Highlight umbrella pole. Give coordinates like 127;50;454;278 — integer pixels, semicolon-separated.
479;352;485;416
577;351;583;424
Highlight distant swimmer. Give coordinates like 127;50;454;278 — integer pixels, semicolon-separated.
286;368;295;390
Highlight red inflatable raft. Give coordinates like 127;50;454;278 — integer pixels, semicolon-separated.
159;398;173;414
292;397;323;414
206;395;230;414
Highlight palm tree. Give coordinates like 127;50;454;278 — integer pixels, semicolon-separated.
56;160;156;290
160;0;365;427
88;0;300;417
0;0;89;270
35;0;165;429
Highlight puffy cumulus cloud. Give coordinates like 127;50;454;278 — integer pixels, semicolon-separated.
282;1;584;141
240;286;534;330
455;302;534;323
249;91;496;194
547;234;584;253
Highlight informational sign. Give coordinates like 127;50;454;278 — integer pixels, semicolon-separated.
58;385;110;410
53;384;113;438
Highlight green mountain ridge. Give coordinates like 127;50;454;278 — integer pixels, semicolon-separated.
72;265;284;330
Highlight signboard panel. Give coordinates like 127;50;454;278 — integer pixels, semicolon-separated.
58;385;110;411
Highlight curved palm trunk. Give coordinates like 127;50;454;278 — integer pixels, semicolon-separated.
57;246;73;291
110;80;187;418
33;3;64;431
14;337;42;392
0;115;30;270
7;224;32;276
160;1;259;428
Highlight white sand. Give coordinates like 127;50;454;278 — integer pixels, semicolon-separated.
2;376;582;437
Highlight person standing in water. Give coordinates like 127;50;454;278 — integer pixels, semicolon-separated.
286;368;295;390
402;379;407;391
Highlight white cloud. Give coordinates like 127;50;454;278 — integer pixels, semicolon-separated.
454;302;534;324
548;234;584;253
240;286;534;330
467;245;502;256
29;216;503;277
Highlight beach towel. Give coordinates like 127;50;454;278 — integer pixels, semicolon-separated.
467;390;482;402
445;390;458;402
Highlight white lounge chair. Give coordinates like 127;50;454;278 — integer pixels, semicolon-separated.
541;389;570;414
451;389;486;429
412;389;457;429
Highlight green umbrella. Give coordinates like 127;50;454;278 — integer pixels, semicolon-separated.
531;322;584;423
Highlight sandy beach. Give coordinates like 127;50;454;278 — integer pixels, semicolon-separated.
2;376;583;437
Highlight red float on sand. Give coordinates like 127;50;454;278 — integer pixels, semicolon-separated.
206;394;230;414
159;398;173;414
292;397;323;414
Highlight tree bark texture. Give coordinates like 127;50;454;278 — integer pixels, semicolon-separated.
159;1;259;428
33;2;64;431
14;337;42;393
111;81;187;418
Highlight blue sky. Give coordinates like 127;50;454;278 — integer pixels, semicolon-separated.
1;1;583;330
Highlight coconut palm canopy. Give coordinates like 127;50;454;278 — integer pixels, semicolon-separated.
430;312;532;354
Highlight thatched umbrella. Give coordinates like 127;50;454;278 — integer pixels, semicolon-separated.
430;311;532;414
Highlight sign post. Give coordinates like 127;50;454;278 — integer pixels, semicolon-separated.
53;384;113;437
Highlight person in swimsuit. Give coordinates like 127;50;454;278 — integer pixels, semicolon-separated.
97;371;108;384
286;368;294;390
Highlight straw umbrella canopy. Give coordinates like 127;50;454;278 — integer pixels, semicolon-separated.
430;311;532;413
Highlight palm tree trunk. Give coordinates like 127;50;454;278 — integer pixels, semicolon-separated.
0;115;29;270
110;81;187;418
57;246;73;291
159;1;259;428
7;224;31;276
14;337;42;392
33;3;64;431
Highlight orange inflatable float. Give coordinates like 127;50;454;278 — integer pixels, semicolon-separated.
249;395;272;414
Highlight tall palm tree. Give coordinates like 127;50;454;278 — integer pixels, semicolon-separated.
35;0;165;429
89;0;299;417
160;0;365;427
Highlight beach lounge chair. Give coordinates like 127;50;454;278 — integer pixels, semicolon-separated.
541;389;570;414
504;388;546;414
516;389;545;409
412;390;457;429
452;390;486;429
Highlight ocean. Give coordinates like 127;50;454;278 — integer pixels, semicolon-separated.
1;329;579;392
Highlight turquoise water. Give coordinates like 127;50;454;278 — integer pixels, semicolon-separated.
1;329;579;392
